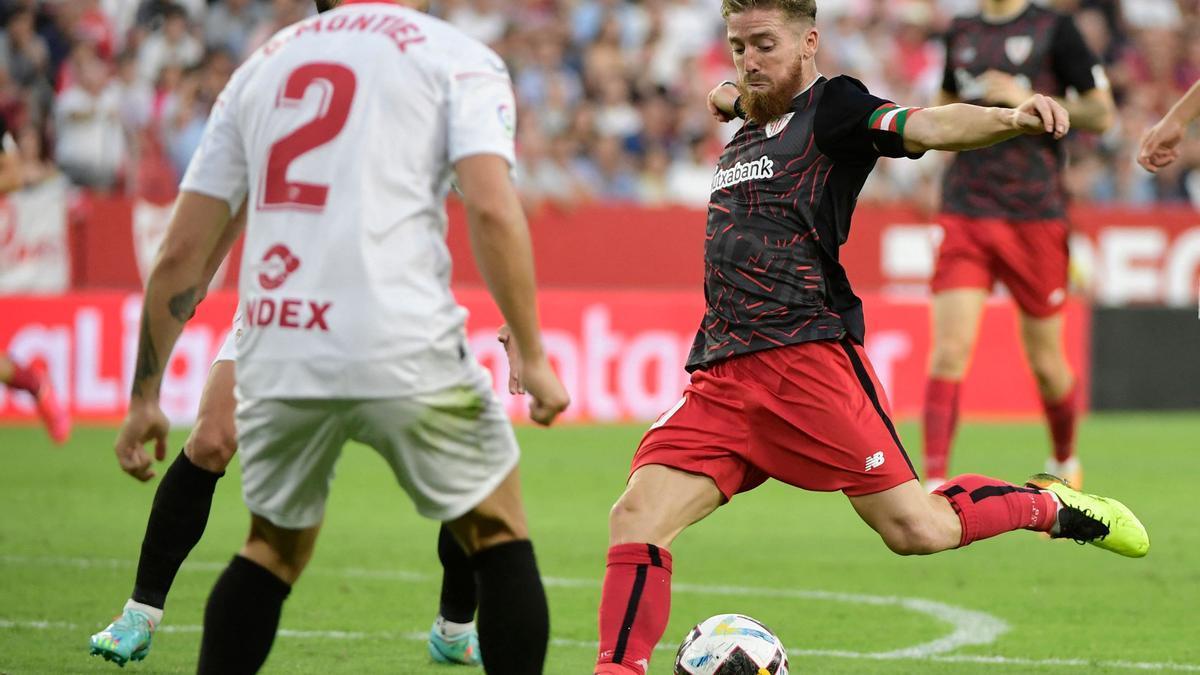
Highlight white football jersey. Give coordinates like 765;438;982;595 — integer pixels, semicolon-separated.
181;1;516;399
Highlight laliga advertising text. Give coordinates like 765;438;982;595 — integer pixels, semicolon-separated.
467;305;912;423
0;296;912;425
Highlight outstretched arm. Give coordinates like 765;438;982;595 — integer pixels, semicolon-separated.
901;94;1069;153
978;71;1113;134
1138;79;1200;173
705;82;1068;154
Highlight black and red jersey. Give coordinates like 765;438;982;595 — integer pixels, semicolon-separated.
941;4;1101;221
687;75;921;371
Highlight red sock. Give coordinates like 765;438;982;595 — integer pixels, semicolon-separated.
595;543;672;675
5;360;41;395
922;377;961;479
934;474;1057;546
1042;383;1078;463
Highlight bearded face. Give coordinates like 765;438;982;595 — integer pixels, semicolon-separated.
725;7;818;124
738;54;808;123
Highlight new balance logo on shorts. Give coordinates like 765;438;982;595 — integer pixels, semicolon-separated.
865;451;886;471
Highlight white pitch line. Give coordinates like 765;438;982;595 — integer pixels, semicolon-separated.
3;555;1197;672
4;554;1002;657
5;619;1199;672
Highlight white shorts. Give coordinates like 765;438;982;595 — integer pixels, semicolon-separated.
236;378;519;529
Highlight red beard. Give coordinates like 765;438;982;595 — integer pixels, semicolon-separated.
739;60;809;124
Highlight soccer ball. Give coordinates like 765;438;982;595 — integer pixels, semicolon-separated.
673;614;789;675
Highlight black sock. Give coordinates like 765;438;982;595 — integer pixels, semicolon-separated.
131;450;223;608
198;555;290;674
472;540;548;675
437;524;478;623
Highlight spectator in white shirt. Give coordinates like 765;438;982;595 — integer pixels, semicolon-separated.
138;4;202;85
55;46;126;190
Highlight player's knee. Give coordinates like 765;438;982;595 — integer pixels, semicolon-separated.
457;511;527;554
184;420;238;473
244;519;317;585
1026;351;1067;391
929;340;971;378
608;492;652;544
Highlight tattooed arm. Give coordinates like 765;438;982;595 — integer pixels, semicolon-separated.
117;192;235;481
197;202;247;303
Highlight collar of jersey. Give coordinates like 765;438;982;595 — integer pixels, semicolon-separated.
794;72;823;99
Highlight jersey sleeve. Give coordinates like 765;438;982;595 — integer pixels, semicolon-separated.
814;75;924;163
446;46;517;167
1051;14;1103;94
179;61;252;211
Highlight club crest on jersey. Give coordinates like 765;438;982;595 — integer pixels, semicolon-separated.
711;155;774;193
1005;36;1034;66
257;243;301;290
957;45;976;63
765;112;794;139
497;103;515;139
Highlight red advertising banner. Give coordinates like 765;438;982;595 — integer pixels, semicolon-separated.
0;290;1087;426
66;198;1197;308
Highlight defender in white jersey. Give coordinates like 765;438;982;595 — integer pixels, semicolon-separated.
111;1;569;672
92;299;493;668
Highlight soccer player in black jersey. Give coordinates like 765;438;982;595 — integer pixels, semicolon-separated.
922;0;1116;491
590;2;1145;674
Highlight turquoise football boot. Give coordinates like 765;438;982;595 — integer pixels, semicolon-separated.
89;608;154;667
428;620;481;666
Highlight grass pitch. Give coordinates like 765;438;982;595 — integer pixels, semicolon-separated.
1;414;1198;673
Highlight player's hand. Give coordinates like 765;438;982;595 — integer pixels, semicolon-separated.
1012;93;1070;139
497;324;524;394
980;70;1032;108
707;81;740;123
519;355;570;426
114;399;170;482
1137;115;1185;173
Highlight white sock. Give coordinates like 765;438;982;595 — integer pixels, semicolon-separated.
435;615;474;638
124;599;163;628
1046;455;1080;476
1045;491;1064;535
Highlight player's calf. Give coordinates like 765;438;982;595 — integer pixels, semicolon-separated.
850;481;963;555
875;511;960;556
450;469;548;674
933;474;1057;546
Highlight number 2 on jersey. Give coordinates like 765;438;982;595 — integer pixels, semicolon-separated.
260;63;357;212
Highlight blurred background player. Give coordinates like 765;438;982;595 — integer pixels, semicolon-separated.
87;0;492;667
0;115;70;445
108;0;569;673
591;2;1147;674
1138;78;1200;174
922;0;1116;491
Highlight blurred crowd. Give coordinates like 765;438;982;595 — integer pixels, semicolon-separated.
1;0;1198;213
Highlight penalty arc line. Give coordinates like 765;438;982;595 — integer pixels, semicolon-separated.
2;555;1197;671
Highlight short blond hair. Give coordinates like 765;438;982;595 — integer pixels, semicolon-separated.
720;0;817;24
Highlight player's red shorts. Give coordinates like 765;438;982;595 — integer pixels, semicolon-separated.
631;339;917;500
930;214;1069;318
